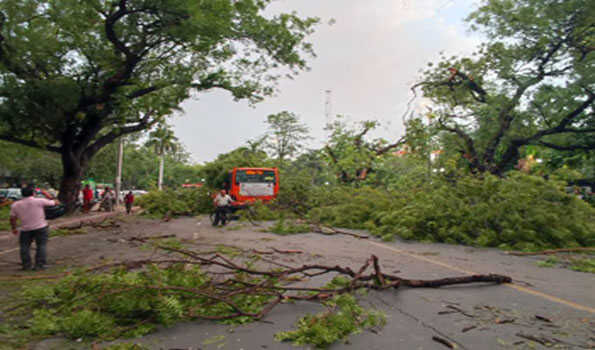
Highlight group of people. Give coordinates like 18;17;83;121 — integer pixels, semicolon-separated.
9;185;230;272
81;185;135;214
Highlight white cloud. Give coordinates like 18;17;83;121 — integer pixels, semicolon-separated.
173;0;483;163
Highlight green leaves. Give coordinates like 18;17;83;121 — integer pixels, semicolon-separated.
418;0;595;175
303;171;595;250
18;262;278;341
0;0;317;206
264;111;310;163
275;294;386;349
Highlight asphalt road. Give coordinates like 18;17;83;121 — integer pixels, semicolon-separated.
3;216;592;350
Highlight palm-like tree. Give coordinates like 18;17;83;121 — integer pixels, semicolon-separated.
146;125;178;190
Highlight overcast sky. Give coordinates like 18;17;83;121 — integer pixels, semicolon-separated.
172;0;482;163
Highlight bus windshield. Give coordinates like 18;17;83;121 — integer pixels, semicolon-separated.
236;170;276;184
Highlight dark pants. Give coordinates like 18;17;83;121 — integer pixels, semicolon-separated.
213;206;229;226
19;226;49;269
125;202;132;214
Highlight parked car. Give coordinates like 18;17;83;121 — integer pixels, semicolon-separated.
44;204;65;219
0;188;22;200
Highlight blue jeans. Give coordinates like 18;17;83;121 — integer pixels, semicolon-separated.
19;226;49;269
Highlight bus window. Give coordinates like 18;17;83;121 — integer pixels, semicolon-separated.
236;170;276;184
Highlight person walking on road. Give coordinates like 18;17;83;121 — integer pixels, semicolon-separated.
82;184;93;213
124;191;134;215
9;186;59;271
213;189;233;226
101;187;115;212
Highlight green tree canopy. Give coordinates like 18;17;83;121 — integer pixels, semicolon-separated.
0;0;317;209
416;0;594;175
264;111;310;163
324;117;405;183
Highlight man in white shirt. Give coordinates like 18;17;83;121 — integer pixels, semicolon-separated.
10;186;60;271
213;189;233;226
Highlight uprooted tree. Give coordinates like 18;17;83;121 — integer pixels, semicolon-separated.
415;0;594;176
8;240;511;345
0;0;317;211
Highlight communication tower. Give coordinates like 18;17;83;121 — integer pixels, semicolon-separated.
324;90;333;124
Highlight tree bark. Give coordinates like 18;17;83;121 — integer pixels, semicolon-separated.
58;150;84;213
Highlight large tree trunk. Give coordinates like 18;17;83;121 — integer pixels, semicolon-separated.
158;154;164;190
58;151;84;213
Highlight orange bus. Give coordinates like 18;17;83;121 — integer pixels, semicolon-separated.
225;167;279;207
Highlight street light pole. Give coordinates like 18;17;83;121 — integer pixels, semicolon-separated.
115;137;124;206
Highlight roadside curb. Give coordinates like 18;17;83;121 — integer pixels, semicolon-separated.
0;207;140;245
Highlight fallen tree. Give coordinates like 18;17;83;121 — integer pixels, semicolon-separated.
4;243;511;348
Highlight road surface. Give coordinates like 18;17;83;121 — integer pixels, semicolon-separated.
1;216;592;349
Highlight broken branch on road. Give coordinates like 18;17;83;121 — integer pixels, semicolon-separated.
82;244;511;321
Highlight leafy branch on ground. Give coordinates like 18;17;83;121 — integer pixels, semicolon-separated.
536;255;595;273
1;243;510;348
275;293;386;349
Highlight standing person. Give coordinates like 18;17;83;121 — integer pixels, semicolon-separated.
10;186;59;271
124;191;134;214
213;189;233;226
82;184;93;213
102;187;114;212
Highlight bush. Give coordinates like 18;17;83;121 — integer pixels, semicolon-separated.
0;205;10;231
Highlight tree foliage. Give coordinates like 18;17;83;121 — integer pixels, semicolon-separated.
0;0;317;209
198;145;272;189
264;111;310;163
416;0;594;175
324;117;405;183
306;171;595;250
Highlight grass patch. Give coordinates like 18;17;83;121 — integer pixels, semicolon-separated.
536;255;595;273
50;227;88;237
569;258;595;273
104;343;149;350
214;244;242;257
0;205;11;231
537;257;560;268
268;216;309;235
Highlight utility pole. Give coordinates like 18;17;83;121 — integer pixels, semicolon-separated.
324;90;333;124
115;137;124;206
158;140;164;191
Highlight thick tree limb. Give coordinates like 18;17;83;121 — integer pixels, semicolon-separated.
0;134;61;153
84;110;159;158
75;245;512;322
536;141;595;151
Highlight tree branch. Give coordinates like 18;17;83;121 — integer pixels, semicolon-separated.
537;141;595;151
374;136;406;155
84;110;159;158
526;93;594;142
0;134;61;153
438;116;481;170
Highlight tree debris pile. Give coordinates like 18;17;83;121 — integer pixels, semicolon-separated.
5;245;511;346
136;187;214;217
305;173;595;250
